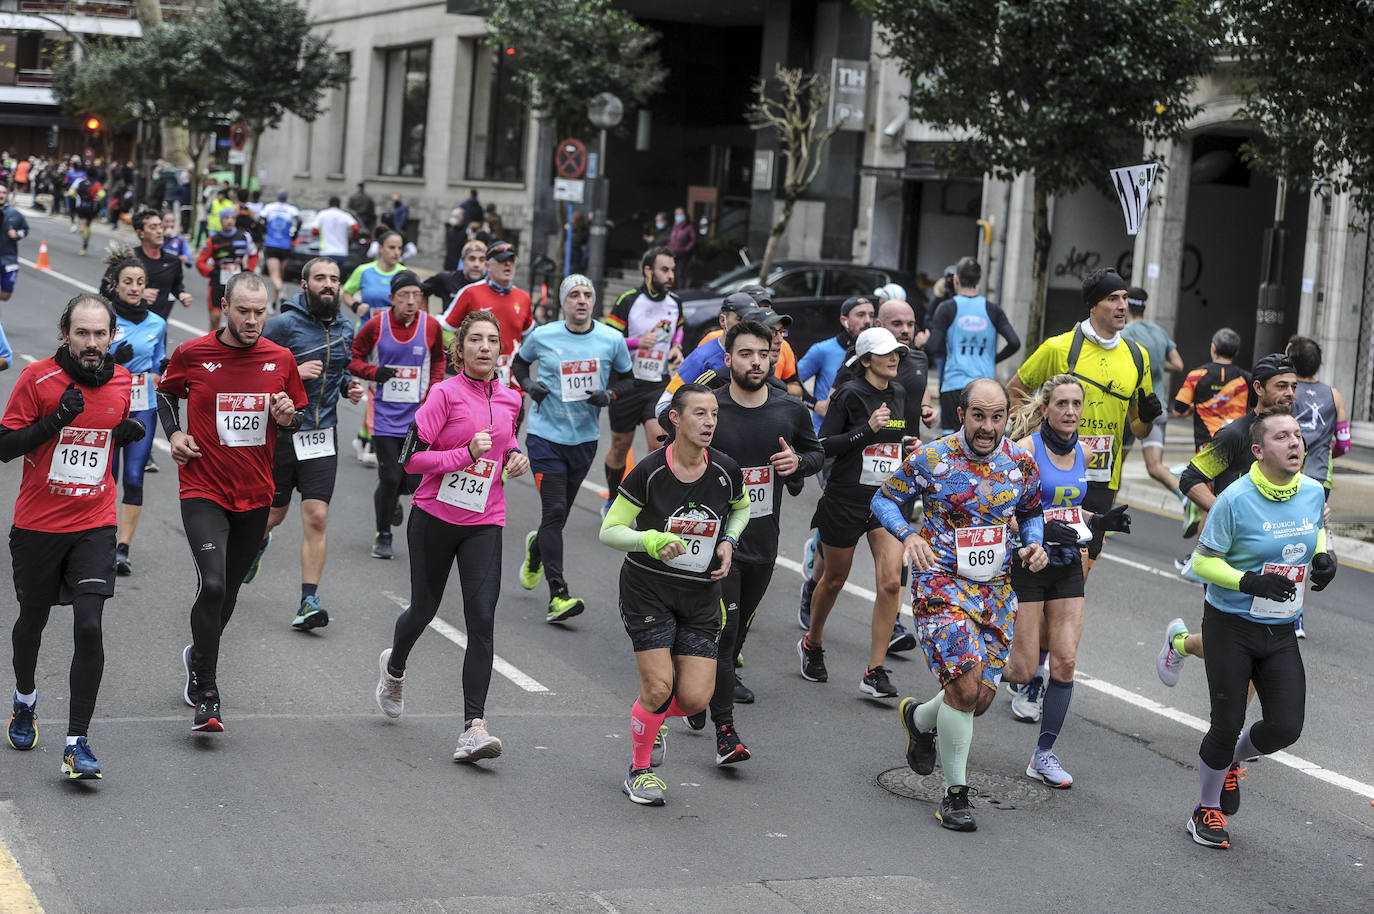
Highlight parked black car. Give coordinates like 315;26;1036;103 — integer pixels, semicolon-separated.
280;208;372;284
677;260;916;355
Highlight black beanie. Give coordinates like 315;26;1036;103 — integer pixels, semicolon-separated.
1082;270;1129;309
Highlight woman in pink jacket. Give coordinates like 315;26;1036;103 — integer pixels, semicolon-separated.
372;309;529;763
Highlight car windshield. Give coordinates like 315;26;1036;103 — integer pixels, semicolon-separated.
707;262;784;294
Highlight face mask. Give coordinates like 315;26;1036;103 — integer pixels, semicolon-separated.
447;217;459;226
674;213;686;224
655;221;665;230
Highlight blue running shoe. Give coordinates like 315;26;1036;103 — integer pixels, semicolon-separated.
292;594;329;630
62;737;102;779
801;531;818;580
243;532;272;584
8;696;37;750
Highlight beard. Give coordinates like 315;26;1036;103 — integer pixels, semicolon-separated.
731;367;767;392
306;289;339;319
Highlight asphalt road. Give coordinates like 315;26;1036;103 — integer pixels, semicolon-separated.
1;213;1371;913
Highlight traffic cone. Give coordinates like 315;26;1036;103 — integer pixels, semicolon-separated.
34;241;51;271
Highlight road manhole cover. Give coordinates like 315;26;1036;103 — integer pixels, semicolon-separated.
876;767;1056;809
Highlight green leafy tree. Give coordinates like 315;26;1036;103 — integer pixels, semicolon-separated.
1228;1;1374;212
858;0;1216;348
52;43;139;165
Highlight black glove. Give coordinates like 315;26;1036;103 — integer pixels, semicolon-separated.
1137;392;1163;424
586;389;613;407
158;357;170;375
1310;552;1337;592
373;366;399;385
112;417;147;447
524;380;551;404
1043;519;1082;547
113;341;135;365
1087;504;1132;536
1239;571;1297;603
56;384;84;425
785;474;805;496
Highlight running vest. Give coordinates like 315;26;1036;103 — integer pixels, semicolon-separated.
1032;430;1089;566
369;310;433;437
1065;325;1144;402
1294;379;1337;486
940;296;997;390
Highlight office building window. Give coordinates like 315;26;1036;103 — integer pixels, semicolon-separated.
466;46;527;182
379;44;429;177
326;52;350;174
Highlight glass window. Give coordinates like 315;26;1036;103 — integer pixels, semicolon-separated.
769;269;823;299
466;46;527;182
825;268;885;297
325;52;350;175
379;44;429;177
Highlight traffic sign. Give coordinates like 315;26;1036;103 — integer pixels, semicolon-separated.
230;124;247;151
227;148;247;165
556;138;587;179
553;178;585;203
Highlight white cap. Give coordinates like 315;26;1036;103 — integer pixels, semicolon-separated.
873;282;907;302
846;326;909;366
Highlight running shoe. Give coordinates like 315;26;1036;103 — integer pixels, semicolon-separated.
392;499;404;527
351;437;367;463
61;737;102;780
371;532;393;560
546;591;585;623
1026;749;1074;788
375;648;404;719
181;644;197;707
1187;805;1230;849
1294;614;1306;639
735;651;743;669
797;634;827;682
192;690;223;732
292;594;329;630
887;619;917;654
715;724;751;765
144;456;159;474
936;785;978;832
1221;763;1245;816
898;696;936;775
798;577;814;631
601;498;614;519
861;665;898;699
520;531;543;590
1157;618;1189;687
623;766;667;806
242;532;272;584
1174;555;1206;583
8;696;36;750
650;724;667;768
801;531;817;580
453;719;502;762
115;547;132;576
686;710;707;731
1182;500;1202;539
1010;676;1044;723
733;673;755;704
360;441;378;468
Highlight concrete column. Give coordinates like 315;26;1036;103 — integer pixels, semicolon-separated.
993;172;1038;361
1298;191;1366;403
1133;136;1192;342
851;28;907;266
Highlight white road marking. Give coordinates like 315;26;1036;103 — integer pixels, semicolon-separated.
381;590;550;693
21;256;203;339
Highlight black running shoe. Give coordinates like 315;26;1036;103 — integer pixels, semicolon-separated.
686;710;707;731
715;724;751;765
392;499;404;527
181;644;197;708
1188;805;1230;849
192;690;223;732
798;578;814;631
1221;764;1245;816
732;673;755;704
797;634;827;682
898;696;936;775
861;665;898;699
371;532;394;560
936;785;978;832
115;547;132;576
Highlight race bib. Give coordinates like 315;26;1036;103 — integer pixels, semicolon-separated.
216;393;268;447
218;261;241;286
1250;562;1307;620
292;428;335;460
663;515;719;574
48;427;110;486
633;344;668;381
1044;506;1092;542
437;456;497;513
559;358;601;402
129;372;149;412
743;465;773;518
382;366;421;403
955;525;1007;582
496;354;512;387
1082;434;1114;482
859;443;901;486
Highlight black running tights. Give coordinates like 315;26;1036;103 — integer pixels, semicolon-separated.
710;560;775;726
533;465;592;595
181;498;270;692
373;435;418;534
12;593;105;737
391;508;503;721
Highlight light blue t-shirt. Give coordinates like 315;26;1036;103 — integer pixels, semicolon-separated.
1198;472;1326;622
1120;319;1175;397
0;320;11;364
518;320;632;445
941;295;997;391
113;311;168;376
796;335;846;433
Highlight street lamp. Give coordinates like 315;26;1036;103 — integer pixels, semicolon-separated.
585;92;623;299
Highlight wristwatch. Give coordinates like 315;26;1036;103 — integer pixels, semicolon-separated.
722;534;739;549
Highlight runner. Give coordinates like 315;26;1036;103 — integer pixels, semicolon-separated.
926;257;1021;433
798;327;909;698
343;229;408;321
1171;328;1250;536
598;383;748;805
259;190;300;307
602;246;683;512
1286;335;1349;498
196;207;258;333
157;272;307;731
2;294;141;778
1182;409;1334;849
101;249;167;576
512;274;632;620
704;322;824;761
348;269;445;559
161;210;192;268
0;182;30;302
70;171;98;255
440;240;533;391
1119;286;1185;498
874;378;1048;831
134;208;193;320
1003;374;1132;783
372;310;528;765
423;239;486;312
250;257;364;630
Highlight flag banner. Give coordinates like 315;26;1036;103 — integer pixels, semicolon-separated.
1110;163;1159;235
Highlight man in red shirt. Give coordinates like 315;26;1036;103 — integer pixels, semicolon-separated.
1;294;144;779
441;239;532;390
157;272;306;733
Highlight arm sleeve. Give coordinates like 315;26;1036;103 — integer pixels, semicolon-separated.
1013;452;1044;545
925;301;954;358
1190;549;1246;590
511;353;533;387
988;302;1021;363
156;389;183;437
870;488;914;541
724;493;750;542
598;494;648;552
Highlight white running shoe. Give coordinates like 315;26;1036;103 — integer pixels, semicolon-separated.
1026;749;1074;788
375;648;404;719
1157;618;1189;687
453;718;502;762
1010;676;1044;722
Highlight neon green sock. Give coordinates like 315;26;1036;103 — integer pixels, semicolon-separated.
1173;632;1189;657
914;690;944;731
936;700;974;786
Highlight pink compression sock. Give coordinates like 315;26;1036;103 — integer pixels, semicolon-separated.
630;700;669;770
666;697;689;719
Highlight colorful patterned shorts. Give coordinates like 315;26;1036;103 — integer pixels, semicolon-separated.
914;574;1017;692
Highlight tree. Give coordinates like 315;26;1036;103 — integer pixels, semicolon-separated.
52;43;139;165
1228;1;1374;213
858;0;1216;348
745;66;843;283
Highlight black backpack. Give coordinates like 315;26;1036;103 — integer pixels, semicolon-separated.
1064;325;1145;402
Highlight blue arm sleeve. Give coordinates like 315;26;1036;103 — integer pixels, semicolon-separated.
1017;511;1044;548
871;489;914;542
0;322;11;363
